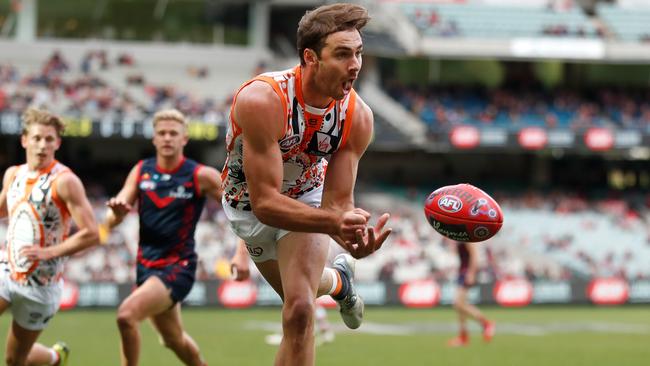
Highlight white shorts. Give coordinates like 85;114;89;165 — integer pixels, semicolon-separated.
223;186;323;262
0;268;62;331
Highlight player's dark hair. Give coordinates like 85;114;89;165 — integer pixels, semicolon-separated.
297;3;370;66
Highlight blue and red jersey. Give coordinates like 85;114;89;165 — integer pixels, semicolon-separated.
135;157;205;268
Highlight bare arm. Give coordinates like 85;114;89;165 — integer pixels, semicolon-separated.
22;173;99;260
236;81;366;242
104;163;140;229
0;166;17;219
197;165;222;202
321;96;392;258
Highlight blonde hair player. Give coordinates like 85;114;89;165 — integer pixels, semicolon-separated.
0;108;100;366
103;108;222;366
222;3;391;365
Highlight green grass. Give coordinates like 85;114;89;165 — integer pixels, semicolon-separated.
2;307;649;365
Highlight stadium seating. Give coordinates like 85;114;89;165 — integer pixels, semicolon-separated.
596;4;650;42
399;2;599;39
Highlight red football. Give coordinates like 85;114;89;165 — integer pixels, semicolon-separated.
424;183;503;242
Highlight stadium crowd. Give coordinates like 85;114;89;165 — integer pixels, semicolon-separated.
384;81;650;132
0;51;230;126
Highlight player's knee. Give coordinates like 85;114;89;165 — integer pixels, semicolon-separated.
116;308;138;329
282;298;314;333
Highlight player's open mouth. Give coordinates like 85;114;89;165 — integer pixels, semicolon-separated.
342;79;354;93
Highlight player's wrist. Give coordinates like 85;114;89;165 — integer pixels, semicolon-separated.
98;222;111;245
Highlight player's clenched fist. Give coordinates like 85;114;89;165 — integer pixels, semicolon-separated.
338;208;370;243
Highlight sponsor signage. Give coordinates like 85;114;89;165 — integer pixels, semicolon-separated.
479;128;508;146
398;279;440;308
510;38;605;60
584;128;614;151
255;282;283;306
614;130;642;148
217;280;257;308
547;129;575;147
356;282;388;305
439;282;480;305
184;282;207;306
532;281;571;303
518;127;547;150
587;278;629;305
450;126;480;149
628;281;650;303
493;279;533;307
59;280;80;310
0;113;219;141
77;283;120;307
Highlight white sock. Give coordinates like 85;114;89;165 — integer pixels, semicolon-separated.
325;268;339;295
48;348;60;365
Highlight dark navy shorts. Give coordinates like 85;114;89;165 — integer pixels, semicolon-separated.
136;257;197;304
457;271;473;288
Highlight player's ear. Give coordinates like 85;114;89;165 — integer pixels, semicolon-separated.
304;49;318;66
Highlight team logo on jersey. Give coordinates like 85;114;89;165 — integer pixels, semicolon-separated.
169;186;193;199
246;245;263;257
279;135;300;150
139;180;156;191
317;133;332;153
161;174;171;181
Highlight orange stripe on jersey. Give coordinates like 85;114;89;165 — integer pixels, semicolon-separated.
23;160;58;201
339;89;357;150
51;169;72;220
229;76;289;149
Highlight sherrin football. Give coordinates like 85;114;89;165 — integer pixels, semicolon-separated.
424;183;503;242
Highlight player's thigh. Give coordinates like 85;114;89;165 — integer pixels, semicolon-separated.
5;320;42;360
454;286;469;305
276;232;330;299
253;258;284;300
149;303;184;342
119;276;174;320
0;296;9;315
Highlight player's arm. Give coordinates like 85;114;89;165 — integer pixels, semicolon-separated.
104;163;140;230
321;96;392;258
22;173;99;260
466;243;479;285
230;239;250;281
235;81;366;242
197;165;222;202
0;166;17;218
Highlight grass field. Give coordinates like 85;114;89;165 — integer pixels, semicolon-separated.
2;306;649;365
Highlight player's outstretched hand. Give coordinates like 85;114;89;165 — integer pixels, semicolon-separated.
106;197;132;218
345;213;392;259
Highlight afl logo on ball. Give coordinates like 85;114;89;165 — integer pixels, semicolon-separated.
437;195;463;213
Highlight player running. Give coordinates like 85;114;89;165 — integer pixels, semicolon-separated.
0;108;100;366
103;109;222;366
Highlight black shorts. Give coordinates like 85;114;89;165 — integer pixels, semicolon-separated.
136;257;197;304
